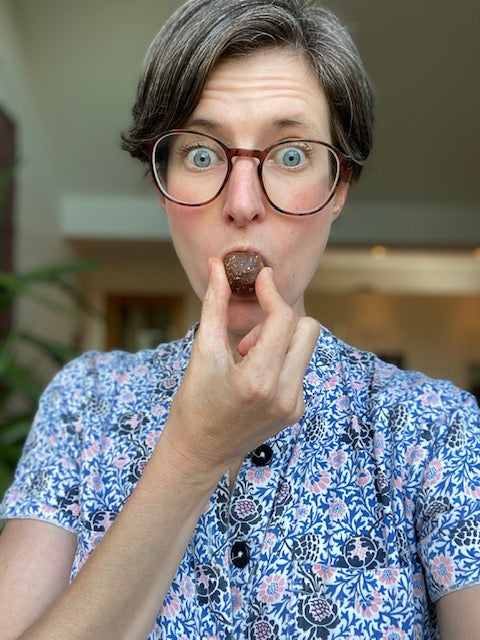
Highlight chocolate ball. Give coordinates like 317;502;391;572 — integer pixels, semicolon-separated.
223;251;266;295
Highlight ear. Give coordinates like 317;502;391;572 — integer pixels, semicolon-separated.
332;180;350;219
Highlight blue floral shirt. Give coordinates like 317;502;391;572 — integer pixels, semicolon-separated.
1;326;480;639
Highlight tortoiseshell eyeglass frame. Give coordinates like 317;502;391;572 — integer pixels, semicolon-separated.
146;129;355;216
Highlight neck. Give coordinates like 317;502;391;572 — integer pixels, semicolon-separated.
226;297;307;362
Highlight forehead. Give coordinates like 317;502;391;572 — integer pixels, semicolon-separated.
187;48;331;141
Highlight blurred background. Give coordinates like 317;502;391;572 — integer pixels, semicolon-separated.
0;0;479;401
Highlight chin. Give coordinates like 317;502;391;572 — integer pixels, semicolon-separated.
227;298;265;338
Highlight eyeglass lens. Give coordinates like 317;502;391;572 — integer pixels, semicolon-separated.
152;131;341;215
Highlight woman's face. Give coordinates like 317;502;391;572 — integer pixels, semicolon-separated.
162;48;349;339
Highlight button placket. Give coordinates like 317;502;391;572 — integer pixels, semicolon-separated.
230;540;250;568
251;443;274;466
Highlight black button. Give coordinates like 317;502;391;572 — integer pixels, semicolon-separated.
230;541;250;568
251;444;273;466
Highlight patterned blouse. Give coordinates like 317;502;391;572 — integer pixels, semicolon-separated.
1;326;480;639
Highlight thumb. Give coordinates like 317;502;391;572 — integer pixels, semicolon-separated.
196;257;231;355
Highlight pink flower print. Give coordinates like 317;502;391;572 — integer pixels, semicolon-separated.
466;484;480;499
328;498;347;520
231;586;243;612
82;441;99;459
431;555;455;586
312;564;337;582
258;573;286;603
86;472;104;491
42;504;57;515
356;468;371;486
306;371;321;386
146;430;162;449
392;476;402;489
424;459;444;487
335;395;350;412
100;436;112;451
376;567;399;586
262;532;277;549
95;352;113;364
6;487;24;504
323;373;339;390
352;378;366;390
179;576;195;599
115;453;129;467
117;390;136;404
404;497;415;519
133;364;148;377
306;469;331;494
355;589;382;619
351;415;362;433
161;591;181;619
382;627;407;640
327;450;346;469
420;391;441;407
412;572;426;597
113;372;129;384
151;404;166;417
61;453;77;470
247;466;272;484
69;503;80;517
405;445;425;465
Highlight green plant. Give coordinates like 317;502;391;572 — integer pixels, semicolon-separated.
0;261;97;502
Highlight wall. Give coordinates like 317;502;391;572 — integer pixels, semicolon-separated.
73;239;479;393
0;0;76;384
305;290;480;391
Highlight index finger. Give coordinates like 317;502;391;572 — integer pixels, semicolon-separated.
242;266;299;370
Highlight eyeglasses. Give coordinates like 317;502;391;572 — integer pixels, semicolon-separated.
149;129;354;216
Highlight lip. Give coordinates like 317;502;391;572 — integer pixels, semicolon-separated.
221;247;269;266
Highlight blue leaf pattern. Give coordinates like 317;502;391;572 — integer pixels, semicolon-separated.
1;326;479;639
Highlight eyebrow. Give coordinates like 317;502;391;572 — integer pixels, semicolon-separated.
183;117;221;132
184;116;316;134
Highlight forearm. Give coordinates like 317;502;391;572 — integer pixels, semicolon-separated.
19;441;222;640
437;585;480;640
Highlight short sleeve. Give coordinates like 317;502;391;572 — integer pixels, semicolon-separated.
416;389;480;601
0;353;96;534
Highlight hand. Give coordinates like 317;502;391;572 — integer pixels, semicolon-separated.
161;257;320;477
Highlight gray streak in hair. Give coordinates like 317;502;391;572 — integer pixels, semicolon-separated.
122;0;374;181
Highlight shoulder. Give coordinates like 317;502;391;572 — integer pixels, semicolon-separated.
50;327;196;394
312;327;479;428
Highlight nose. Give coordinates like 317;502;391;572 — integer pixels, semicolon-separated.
222;157;266;226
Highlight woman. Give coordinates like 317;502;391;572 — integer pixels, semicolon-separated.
1;1;479;638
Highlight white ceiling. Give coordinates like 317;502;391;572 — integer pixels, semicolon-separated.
7;0;480;247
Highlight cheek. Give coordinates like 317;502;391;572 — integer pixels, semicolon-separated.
164;206;209;297
284;216;332;280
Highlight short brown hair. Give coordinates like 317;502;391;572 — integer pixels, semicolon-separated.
122;0;374;181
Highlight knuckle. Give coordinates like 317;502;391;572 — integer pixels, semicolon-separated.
240;374;277;404
278;392;303;421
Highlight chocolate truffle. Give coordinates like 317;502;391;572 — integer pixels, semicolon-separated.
223;251;266;295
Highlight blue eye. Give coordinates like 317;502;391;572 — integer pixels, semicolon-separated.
188;148;214;168
277;147;305;167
